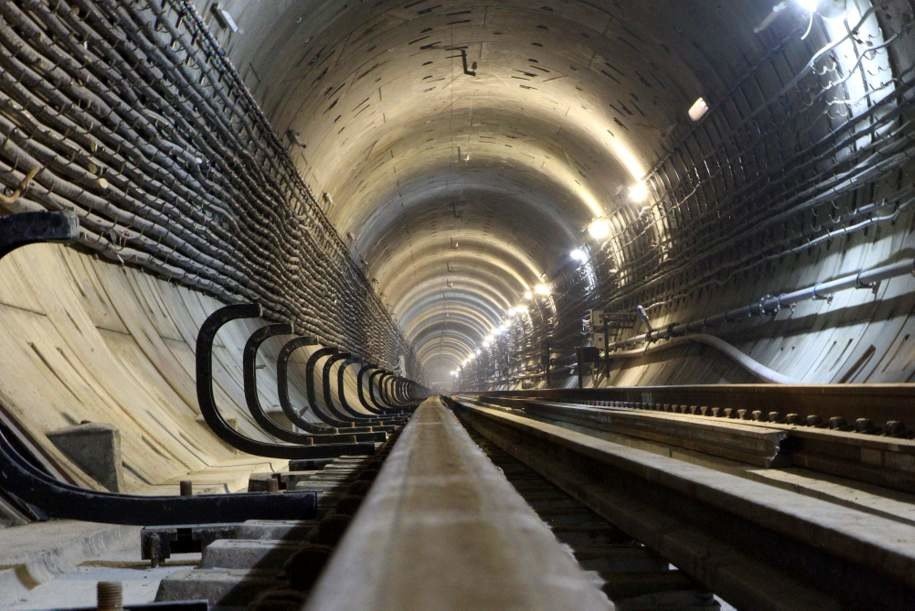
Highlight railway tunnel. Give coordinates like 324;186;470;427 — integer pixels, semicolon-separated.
0;0;914;608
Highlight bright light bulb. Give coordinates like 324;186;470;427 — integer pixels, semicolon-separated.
628;181;650;203
688;97;709;122
569;247;588;263
534;282;552;297
523;290;533;301
587;218;611;241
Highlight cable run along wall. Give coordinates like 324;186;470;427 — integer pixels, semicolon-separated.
0;0;420;377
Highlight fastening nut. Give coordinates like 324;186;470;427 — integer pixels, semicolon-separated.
806;414;824;427
854;418;873;433
828;416;848;431
885;420;906;437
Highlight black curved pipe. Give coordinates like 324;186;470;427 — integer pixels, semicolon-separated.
370;369;399;411
243;325;385;444
323;353;400;424
196;304;376;458
0;212;318;524
276;338;376;433
386;375;414;408
322;351;361;420
356;363;386;415
367;365;391;411
0;210;78;257
306;347;356;426
368;369;390;411
0;426;317;525
337;357;368;417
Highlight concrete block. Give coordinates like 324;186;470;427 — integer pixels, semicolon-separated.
46;423;122;492
156;568;284;605
201;539;315;569
236;520;317;540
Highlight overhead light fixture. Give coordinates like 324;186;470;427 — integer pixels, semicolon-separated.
534;282;552;297
587;218;611;241
628;181;650;204
569;247;588;263
688;97;709;122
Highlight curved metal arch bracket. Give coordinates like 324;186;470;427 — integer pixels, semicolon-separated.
276;339;377;433
356;362;386;415
276;336;327;431
369;369;395;411
243;325;386;445
196;304;376;458
0;212;318;524
306;346;353;426
322;351;359;420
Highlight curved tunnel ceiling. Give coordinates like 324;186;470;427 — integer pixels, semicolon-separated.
210;0;786;384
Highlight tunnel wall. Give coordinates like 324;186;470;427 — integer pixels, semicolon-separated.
0;0;417;376
186;0;915;389
0;240;377;495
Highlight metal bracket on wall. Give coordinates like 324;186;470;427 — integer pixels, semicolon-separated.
0;212;318;524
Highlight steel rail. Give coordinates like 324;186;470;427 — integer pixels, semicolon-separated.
449;396;915;609
467;384;915;436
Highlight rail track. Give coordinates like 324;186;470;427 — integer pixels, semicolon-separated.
448;391;915;610
6;384;915;609
467;430;722;610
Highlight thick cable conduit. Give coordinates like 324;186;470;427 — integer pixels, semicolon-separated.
610;257;915;352
481;255;915;389
0;0;418;375
603;334;798;385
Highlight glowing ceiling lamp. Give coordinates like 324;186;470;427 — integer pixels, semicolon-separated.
688;97;709;122
587;218;611;241
628;181;650;204
523;289;534;301
534;282;552;297
570;247;588;263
